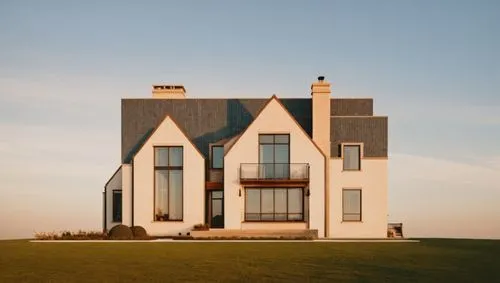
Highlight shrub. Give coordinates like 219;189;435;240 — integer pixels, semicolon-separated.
108;225;133;240
192;223;210;231
131;226;148;239
34;231;106;240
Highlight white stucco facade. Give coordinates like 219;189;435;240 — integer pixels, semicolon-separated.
121;164;132;227
104;167;122;231
131;116;205;236
329;158;388;238
224;97;327;238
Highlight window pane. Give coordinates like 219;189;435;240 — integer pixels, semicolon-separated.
343;190;361;214
259;135;274;143
212;191;223;199
288;213;303;221
112;191;122;222
245;189;260;213
343;214;361;221
155;170;169;219
169;147;183;167
261;190;274;213
274;213;287;221
343;145;360;170
168;170;183;220
245;213;260;221
155;148;169;166
274;189;287;214
260;145;275;178
288;188;303;214
273;163;290;179
274;135;289;144
259;144;274;163
274;144;289;163
212;146;224;169
261;213;274;221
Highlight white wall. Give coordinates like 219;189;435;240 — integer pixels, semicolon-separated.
224;98;326;237
104;167;122;231
122;164;132;226
329;158;388;238
133;116;205;236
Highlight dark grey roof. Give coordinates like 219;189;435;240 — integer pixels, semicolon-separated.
122;99;312;163
330;116;388;157
121;98;387;163
331;98;373;116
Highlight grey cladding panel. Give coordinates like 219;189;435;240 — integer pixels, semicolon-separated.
122;98;312;162
331;99;373;116
330;117;388;157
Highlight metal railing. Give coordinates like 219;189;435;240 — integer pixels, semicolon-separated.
239;163;309;181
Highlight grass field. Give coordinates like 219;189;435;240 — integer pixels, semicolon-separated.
1;239;499;282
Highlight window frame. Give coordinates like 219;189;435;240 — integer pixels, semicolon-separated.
258;134;290;179
112;190;122;223
244;187;304;222
342;188;362;222
211;145;224;169
342;143;363;171
153;146;184;222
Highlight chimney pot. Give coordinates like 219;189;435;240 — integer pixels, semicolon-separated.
318;76;325;82
152;84;186;99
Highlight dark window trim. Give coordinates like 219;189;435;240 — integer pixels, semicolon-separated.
112;190;122;223
342;144;361;171
244;187;304;222
153;146;184;222
211;145;224;169
342;188;362;222
258;134;291;178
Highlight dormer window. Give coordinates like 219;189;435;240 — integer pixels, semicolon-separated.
342;144;361;171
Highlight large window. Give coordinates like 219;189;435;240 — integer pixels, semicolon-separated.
112;190;122;222
259;134;290;179
154;146;183;221
211;146;224;169
343;144;361;171
343;189;362;221
245;188;303;221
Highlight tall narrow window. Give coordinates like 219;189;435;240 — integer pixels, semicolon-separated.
112;190;122;222
211;146;224;169
154;146;183;221
343;145;361;171
259;134;290;179
343;189;361;221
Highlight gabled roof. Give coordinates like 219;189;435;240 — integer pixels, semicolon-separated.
121;97;385;162
122;98;312;163
126;114;205;163
224;95;326;159
104;165;122;189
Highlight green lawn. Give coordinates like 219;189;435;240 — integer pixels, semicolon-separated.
0;239;499;282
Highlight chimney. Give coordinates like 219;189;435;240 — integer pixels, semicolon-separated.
311;75;332;238
152;85;186;99
311;76;331;156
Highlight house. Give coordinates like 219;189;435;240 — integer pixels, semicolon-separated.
103;76;388;238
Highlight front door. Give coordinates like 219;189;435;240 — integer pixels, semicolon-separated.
210;190;224;228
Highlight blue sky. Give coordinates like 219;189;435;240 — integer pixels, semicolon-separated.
0;0;499;239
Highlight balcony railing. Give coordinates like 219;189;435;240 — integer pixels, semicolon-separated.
240;163;309;182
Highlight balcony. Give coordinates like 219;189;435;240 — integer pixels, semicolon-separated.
239;163;309;185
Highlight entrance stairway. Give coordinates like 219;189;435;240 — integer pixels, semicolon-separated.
387;223;404;238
